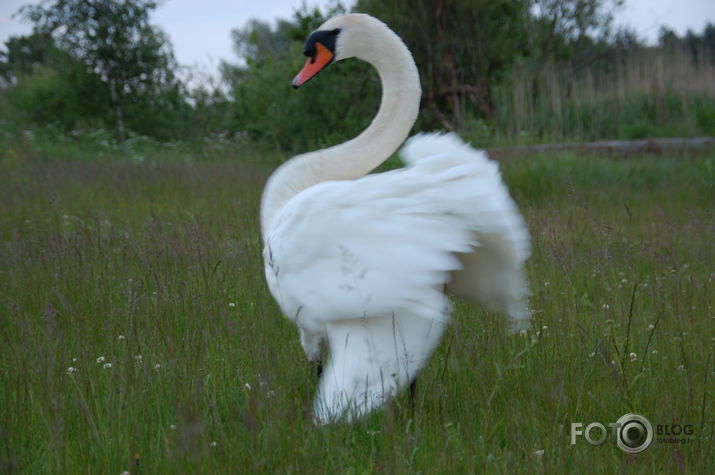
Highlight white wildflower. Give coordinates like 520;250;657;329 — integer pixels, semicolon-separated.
648;324;655;330
228;302;236;307
629;352;637;362
602;304;610;310
533;449;544;457
96;356;105;363
244;383;252;390
170;424;177;430
118;335;125;340
651;349;658;355
588;352;596;358
519;329;528;337
209;441;217;447
103;362;112;369
67;366;78;374
677;364;685;372
154;364;161;370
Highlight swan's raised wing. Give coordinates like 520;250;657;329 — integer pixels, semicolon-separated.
402;133;531;330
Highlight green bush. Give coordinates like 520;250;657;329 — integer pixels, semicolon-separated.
7;65;106;129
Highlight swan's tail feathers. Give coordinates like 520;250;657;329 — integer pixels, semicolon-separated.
314;313;446;425
399;132;532;333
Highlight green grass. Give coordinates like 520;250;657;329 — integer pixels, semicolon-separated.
0;146;713;473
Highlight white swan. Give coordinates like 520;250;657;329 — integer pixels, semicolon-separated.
260;13;530;424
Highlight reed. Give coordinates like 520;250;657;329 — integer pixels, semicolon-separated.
491;46;715;145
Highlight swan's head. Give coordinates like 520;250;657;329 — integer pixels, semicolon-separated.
292;14;389;88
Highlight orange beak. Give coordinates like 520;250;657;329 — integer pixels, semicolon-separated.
292;42;335;88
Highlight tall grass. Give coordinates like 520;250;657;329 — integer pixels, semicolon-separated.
492;47;715;144
0;143;712;472
0;122;283;168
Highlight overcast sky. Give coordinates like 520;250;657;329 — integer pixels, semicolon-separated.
2;0;715;77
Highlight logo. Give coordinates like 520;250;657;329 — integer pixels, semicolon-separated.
571;413;696;453
614;413;653;454
570;413;654;454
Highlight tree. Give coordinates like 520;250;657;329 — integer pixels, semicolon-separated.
220;4;385;153
659;23;715;66
0;31;113;128
356;0;532;130
20;0;180;141
355;0;624;131
0;32;57;86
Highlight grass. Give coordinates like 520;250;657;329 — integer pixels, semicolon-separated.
0;144;713;473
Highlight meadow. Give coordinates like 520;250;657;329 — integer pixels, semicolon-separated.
0;141;713;473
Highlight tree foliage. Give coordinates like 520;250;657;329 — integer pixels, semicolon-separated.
660;23;715;65
1;0;713;148
220;4;384;153
0;32;57;85
9;0;184;140
355;0;623;131
0;31;111;129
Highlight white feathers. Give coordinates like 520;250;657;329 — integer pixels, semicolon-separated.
260;13;530;424
314;315;446;424
403;134;532;331
263;133;531;423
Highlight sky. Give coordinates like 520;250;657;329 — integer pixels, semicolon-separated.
1;0;715;78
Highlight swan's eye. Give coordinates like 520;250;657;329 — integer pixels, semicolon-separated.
302;28;341;58
305;44;316;59
305;43;320;64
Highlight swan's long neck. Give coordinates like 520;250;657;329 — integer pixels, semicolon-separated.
260;21;421;238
